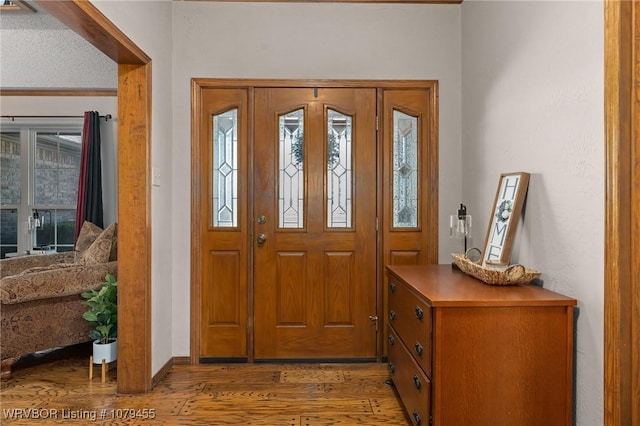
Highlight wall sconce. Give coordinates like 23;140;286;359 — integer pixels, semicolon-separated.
450;203;472;253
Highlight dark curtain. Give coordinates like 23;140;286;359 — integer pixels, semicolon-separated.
75;111;104;242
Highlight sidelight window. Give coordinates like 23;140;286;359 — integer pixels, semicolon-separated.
212;109;238;228
392;110;419;228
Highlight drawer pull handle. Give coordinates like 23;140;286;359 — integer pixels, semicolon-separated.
412;410;422;425
414;306;424;320
414;342;423;357
389;310;397;321
388;335;395;346
390;283;397;294
388;362;395;375
413;374;421;390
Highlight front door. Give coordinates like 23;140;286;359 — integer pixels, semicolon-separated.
253;88;378;359
195;80;439;362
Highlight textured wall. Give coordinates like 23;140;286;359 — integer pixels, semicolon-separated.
461;1;604;424
0;12;117;89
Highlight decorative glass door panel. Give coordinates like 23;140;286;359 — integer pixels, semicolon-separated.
212;109;238;228
278;109;305;229
327;109;353;229
392;110;418;229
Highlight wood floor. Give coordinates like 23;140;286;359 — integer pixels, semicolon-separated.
0;347;411;425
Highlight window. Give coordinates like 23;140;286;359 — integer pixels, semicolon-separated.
392;110;419;228
278;109;305;229
0;123;82;258
211;109;238;228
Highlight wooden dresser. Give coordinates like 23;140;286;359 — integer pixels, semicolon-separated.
386;264;577;426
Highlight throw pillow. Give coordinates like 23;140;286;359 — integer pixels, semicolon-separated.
75;221;103;253
82;223;116;265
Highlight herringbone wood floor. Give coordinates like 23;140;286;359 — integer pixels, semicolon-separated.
0;347;411;425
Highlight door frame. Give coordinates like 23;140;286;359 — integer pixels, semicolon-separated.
190;79;439;363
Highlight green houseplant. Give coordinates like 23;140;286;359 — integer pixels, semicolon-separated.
82;274;117;363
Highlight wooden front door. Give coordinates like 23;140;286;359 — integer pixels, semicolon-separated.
195;80;438;363
253;88;378;359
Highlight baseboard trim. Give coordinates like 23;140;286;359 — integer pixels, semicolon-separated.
151;358;173;387
199;357;248;364
255;358;378;364
172;356;191;365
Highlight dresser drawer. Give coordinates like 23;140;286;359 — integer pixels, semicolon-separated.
388;326;431;426
388;276;432;377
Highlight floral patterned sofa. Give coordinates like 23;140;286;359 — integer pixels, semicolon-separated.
0;221;117;380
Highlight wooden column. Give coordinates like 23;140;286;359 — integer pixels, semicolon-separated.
604;1;639;424
117;62;152;393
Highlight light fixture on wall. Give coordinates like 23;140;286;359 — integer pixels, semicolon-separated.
450;203;472;253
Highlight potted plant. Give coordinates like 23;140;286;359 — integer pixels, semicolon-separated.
81;273;117;363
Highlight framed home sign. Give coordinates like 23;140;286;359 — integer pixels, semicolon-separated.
481;172;530;266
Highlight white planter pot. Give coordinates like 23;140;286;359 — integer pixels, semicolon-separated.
92;339;117;364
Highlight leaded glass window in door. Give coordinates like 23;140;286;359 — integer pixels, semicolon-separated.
327;110;352;228
392;110;418;228
278;109;305;229
212;109;238;228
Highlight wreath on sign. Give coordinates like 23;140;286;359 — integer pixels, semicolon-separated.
495;200;513;223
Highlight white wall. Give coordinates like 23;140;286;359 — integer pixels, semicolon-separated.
461;1;604;424
91;1;175;376
0;96;119;227
171;1;463;356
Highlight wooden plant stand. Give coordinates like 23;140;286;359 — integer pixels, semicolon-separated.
89;356;115;383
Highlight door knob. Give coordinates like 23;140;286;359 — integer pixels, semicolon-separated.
257;234;267;244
